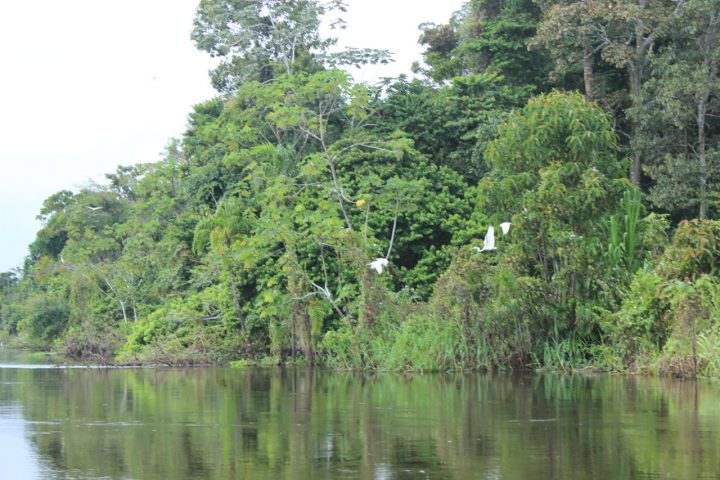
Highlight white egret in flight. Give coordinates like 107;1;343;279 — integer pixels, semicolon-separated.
86;206;102;211
369;257;389;274
474;225;496;252
500;222;511;235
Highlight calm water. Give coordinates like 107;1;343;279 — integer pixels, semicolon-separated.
0;350;719;479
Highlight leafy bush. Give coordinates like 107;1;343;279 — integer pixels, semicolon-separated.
605;220;720;375
18;296;70;343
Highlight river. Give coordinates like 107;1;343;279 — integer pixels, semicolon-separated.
0;349;718;479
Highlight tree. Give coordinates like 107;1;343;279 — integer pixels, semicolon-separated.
192;0;390;93
630;0;720;218
0;271;18;290
375;74;533;183
534;0;687;186
481;91;630;341
417;0;551;89
27;190;75;266
416;14;464;82
192;197;252;330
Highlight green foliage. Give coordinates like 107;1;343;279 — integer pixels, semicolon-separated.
479;92;629;345
192;0;331;90
379;311;466;372
375;73;533;183
418;0;551;89
607;188;645;278
626;0;720;217
535;333;594;370
607;220;720;375
320;325;359;370
697;328;720;377
17;295;70;343
192;0;390;92
3;1;720;378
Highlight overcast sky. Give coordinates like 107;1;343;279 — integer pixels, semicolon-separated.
0;0;463;272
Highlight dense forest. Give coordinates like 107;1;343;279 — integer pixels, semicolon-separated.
2;0;720;376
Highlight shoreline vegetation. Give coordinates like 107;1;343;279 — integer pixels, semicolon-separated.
3;0;720;377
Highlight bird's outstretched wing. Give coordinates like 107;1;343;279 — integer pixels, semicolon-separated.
474;225;496;252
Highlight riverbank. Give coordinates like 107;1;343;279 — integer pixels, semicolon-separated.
3;340;717;380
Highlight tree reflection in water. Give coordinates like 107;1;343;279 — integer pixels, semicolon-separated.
0;362;718;480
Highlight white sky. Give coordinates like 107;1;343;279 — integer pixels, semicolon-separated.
0;0;463;272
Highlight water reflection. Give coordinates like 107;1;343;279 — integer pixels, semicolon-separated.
0;355;718;479
0;406;43;480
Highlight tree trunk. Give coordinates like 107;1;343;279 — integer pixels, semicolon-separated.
286;250;314;364
356;247;381;331
697;51;716;219
628;4;652;188
292;301;314;365
228;267;245;330
291;313;296;362
629;66;644;187
119;300;128;324
698;98;708;219
583;42;594;101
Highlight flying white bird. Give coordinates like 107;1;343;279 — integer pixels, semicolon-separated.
86;206;102;211
500;222;511;235
369;257;389;274
474;225;496;253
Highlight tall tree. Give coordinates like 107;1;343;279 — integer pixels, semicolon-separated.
630;0;720;218
417;0;551;90
534;0;687;186
192;0;390;93
481;91;630;343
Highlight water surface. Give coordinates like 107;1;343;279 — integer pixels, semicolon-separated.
0;349;718;479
